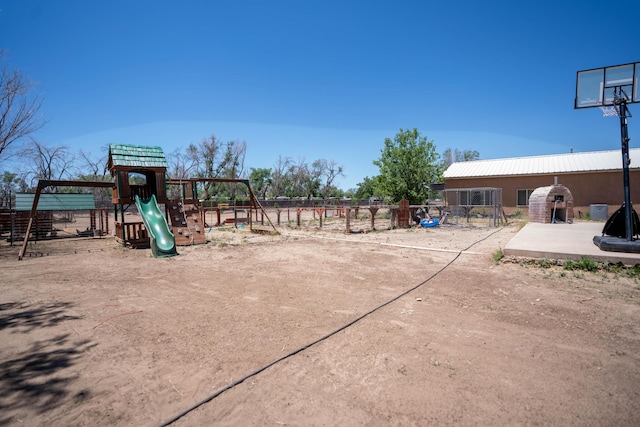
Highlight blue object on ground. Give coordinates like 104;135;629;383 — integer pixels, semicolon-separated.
420;218;439;228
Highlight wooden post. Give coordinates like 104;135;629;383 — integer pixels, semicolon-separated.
120;204;126;242
369;207;379;230
314;208;325;228
398;199;410;228
18;186;44;260
344;207;351;234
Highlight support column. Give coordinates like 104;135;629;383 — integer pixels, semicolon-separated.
345;207;351;234
369;207;379;230
619;105;633;241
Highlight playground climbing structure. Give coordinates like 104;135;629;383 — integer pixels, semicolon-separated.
17;144;277;259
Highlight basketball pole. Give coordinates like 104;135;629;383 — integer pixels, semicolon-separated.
617;96;633;241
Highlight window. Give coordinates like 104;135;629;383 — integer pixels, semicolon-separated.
128;172;147;185
517;189;534;206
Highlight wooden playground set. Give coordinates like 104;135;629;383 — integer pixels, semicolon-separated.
16;144;276;260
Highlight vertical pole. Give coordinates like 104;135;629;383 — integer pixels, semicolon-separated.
619;101;633;241
345;207;350;234
120;204;126;243
9;189;13;246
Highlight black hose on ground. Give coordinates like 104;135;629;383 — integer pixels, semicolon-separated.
158;228;503;426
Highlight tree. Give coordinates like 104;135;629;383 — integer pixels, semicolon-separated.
76;148;112;206
0;52;46;163
1;170;26;208
166;147;197;180
287;158;314;197
22;141;74;191
186;135;247;198
441;148;479;169
188;135;223;178
373;128;442;204
224;140;247;180
312;159;345;199
249;167;272;199
462;149;480;162
353;175;380;200
267;156;344;199
270;155;292;198
220;140;247;200
78;148;108;179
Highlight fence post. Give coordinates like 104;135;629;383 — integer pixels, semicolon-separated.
345;207;350;234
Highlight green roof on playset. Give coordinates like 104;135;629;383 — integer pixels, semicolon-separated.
15;193;96;211
108;144;168;169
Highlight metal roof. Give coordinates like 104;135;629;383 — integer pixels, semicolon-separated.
15;193;96;211
443;148;640;178
108;144;168;169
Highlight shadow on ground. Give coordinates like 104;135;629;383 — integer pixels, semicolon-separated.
0;302;81;333
0;302;95;424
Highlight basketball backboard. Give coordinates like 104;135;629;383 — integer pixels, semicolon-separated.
575;62;639;109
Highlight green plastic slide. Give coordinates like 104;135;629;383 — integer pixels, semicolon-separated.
134;195;177;258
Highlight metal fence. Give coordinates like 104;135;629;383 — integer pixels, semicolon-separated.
443;187;504;226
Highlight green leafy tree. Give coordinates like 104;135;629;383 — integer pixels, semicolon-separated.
343;188;357;198
249;167;272;199
331;187;345;198
373;128;442;204
353;175;380;200
1;171;26;207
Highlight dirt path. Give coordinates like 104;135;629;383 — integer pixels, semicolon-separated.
1;224;639;426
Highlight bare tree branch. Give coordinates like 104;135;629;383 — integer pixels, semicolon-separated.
0;53;47;162
314;159;344;198
270;155;292;197
21;140;74;191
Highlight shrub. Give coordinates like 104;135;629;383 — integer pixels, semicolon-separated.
537;258;554;268
576;256;598;272
492;248;504;263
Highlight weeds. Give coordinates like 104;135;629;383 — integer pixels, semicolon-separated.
564;256;598;272
492;248;504;263
552;257;640;280
537;258;555;268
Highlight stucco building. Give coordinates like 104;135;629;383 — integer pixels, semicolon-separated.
442;148;640;219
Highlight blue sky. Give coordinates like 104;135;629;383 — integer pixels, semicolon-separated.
1;0;638;190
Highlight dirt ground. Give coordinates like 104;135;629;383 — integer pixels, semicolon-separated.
1;219;639;426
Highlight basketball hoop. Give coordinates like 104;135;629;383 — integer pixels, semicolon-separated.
600;105;619;117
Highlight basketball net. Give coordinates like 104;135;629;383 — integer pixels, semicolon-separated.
600;105;620;117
